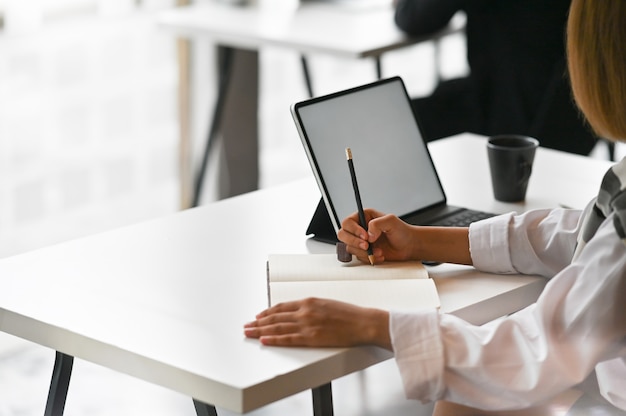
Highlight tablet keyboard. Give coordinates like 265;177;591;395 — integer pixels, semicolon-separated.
428;209;495;227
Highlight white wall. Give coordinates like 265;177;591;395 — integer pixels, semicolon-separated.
0;0;180;258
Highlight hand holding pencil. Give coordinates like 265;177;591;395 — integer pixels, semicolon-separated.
345;147;375;265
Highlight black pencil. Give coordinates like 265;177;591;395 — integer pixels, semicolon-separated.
345;147;375;265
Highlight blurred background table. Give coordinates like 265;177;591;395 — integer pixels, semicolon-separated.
158;0;464;207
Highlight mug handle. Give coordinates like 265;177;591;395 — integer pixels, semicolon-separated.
518;160;533;186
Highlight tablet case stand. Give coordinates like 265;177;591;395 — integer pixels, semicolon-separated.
306;197;339;244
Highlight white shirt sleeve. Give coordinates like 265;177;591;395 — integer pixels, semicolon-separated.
390;208;626;410
470;207;584;277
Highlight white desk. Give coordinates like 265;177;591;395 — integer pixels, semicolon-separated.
157;2;462;206
0;135;612;415
157;1;457;59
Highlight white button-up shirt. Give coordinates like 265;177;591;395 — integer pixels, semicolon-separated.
390;206;626;410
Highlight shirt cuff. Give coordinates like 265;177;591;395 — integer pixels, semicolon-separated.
390;309;445;402
469;212;517;274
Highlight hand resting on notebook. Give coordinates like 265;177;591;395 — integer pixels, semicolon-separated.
244;297;392;349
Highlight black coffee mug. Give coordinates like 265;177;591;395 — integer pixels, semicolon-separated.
487;135;539;202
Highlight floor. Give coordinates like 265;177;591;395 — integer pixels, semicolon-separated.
0;3;623;416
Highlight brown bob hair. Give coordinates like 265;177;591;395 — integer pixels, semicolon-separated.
567;0;626;141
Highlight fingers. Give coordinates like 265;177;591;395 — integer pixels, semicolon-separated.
364;208;385;222
337;227;369;251
340;209;384;239
244;300;306;341
258;334;306;346
254;300;300;318
244;318;315;347
244;320;298;338
244;320;314;347
338;209;386;263
244;299;390;348
245;306;301;340
337;224;371;264
339;214;368;241
244;298;350;347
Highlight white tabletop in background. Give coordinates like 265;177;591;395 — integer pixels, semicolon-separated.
156;1;461;58
430;135;609;214
0;134;613;413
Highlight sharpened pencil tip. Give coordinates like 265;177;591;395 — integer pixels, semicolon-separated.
368;254;375;265
345;147;352;160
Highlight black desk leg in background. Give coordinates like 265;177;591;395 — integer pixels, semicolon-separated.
192;45;235;208
300;54;382;101
300;55;314;98
44;351;74;416
312;382;334;416
193;399;219;416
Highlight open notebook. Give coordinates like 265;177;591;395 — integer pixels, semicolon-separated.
290;76;493;243
267;253;440;312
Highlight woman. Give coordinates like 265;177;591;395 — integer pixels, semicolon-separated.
244;0;626;410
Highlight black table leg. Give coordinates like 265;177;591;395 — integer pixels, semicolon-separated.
312;382;334;416
44;351;74;416
193;398;219;416
192;384;332;416
42;352;333;416
300;55;314;98
192;45;235;208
